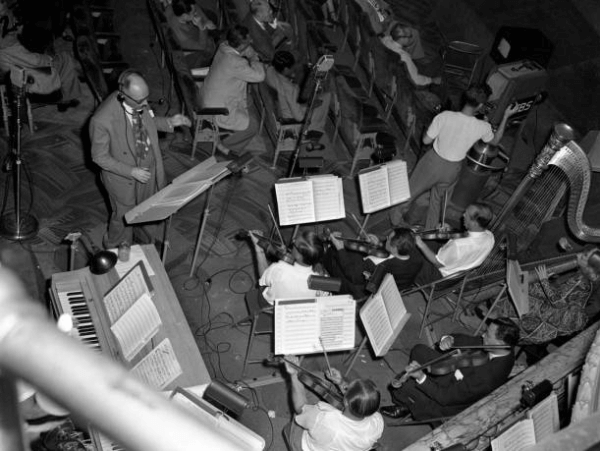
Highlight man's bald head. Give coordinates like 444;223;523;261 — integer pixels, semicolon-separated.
120;72;150;108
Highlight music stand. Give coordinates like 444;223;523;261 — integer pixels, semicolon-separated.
0;67;38;240
125;156;249;274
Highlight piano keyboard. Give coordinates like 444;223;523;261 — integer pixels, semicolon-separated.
54;280;101;352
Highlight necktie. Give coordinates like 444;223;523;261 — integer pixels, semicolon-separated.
131;110;151;161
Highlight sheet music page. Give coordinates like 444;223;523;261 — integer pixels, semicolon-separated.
358;166;390;214
310;175;346;222
110;245;156;277
360;293;393;356
526;393;559;443
387;160;411;206
379;274;407;327
274;299;320;355
275;179;316;226
318;295;356;352
110;293;162;361
104;262;152;324
131;338;182;390
491;419;536;451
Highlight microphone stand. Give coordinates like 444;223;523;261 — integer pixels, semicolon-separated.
287;55;334;177
0;68;38;240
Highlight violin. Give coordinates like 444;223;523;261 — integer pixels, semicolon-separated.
390;345;510;388
415;227;468;241
272;357;345;410
323;229;390;259
237;229;295;265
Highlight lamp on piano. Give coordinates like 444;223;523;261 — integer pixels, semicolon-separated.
74;232;117;275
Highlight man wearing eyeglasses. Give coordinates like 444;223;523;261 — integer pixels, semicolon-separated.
90;70;191;248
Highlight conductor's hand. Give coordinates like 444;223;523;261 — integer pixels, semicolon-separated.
131;167;151;183
405;360;425;380
283;355;300;375
439;335;455;351
325;368;343;385
168;114;192;128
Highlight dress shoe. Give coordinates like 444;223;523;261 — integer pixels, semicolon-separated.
379;404;411;419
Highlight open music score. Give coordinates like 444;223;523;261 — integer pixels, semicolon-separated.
274;174;345;226
360;274;411;356
358;160;410;214
103;260;153;323
274;295;356;355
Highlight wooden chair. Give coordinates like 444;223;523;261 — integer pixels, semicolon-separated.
241;289;274;378
349;104;388;177
191;107;230;159
441;40;485;89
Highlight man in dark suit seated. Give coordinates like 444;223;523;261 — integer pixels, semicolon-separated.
241;0;294;63
380;317;519;420
322;228;423;299
165;0;217;69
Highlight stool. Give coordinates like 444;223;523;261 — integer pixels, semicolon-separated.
272;119;303;169
191;107;229;160
0;84;34;135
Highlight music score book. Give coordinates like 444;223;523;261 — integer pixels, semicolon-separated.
491;393;559;451
274;175;345;226
360;274;411;356
103;261;153;324
274;295;355;355
358;160;410;214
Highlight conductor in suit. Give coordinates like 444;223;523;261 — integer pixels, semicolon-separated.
90;69;191;249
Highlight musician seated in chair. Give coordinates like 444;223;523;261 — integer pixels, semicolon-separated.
380;317;519;421
414;203;494;285
283;355;384;451
265;50;332;149
322;227;423;299
488;247;600;364
249;229;330;305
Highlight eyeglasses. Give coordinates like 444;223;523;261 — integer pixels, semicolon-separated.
120;90;149;106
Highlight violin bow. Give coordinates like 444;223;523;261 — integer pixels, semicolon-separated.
267;204;286;245
319;337;333;375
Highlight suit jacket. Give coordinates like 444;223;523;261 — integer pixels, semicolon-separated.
200;42;265;131
397;334;514;420
90;92;171;205
241;13;276;62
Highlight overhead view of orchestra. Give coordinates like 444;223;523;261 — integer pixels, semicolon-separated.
2;0;600;450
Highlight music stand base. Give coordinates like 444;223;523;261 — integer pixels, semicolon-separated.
0;213;39;241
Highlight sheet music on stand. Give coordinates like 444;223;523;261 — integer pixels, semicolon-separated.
358;160;410;214
274;295;355;355
125;156;231;224
274;174;345;226
360;274;411;356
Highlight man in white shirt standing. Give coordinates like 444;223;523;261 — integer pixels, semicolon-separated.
390;84;518;229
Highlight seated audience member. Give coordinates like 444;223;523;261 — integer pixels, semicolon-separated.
249;229;330;304
283;355;384;451
381;23;440;87
322;228;423;299
491;248;600;361
165;0;216;69
389;85;518;229
241;0;294;62
200;25;265;154
0;23;82;110
415;203;495;284
265;50;332;143
380;317;519;420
